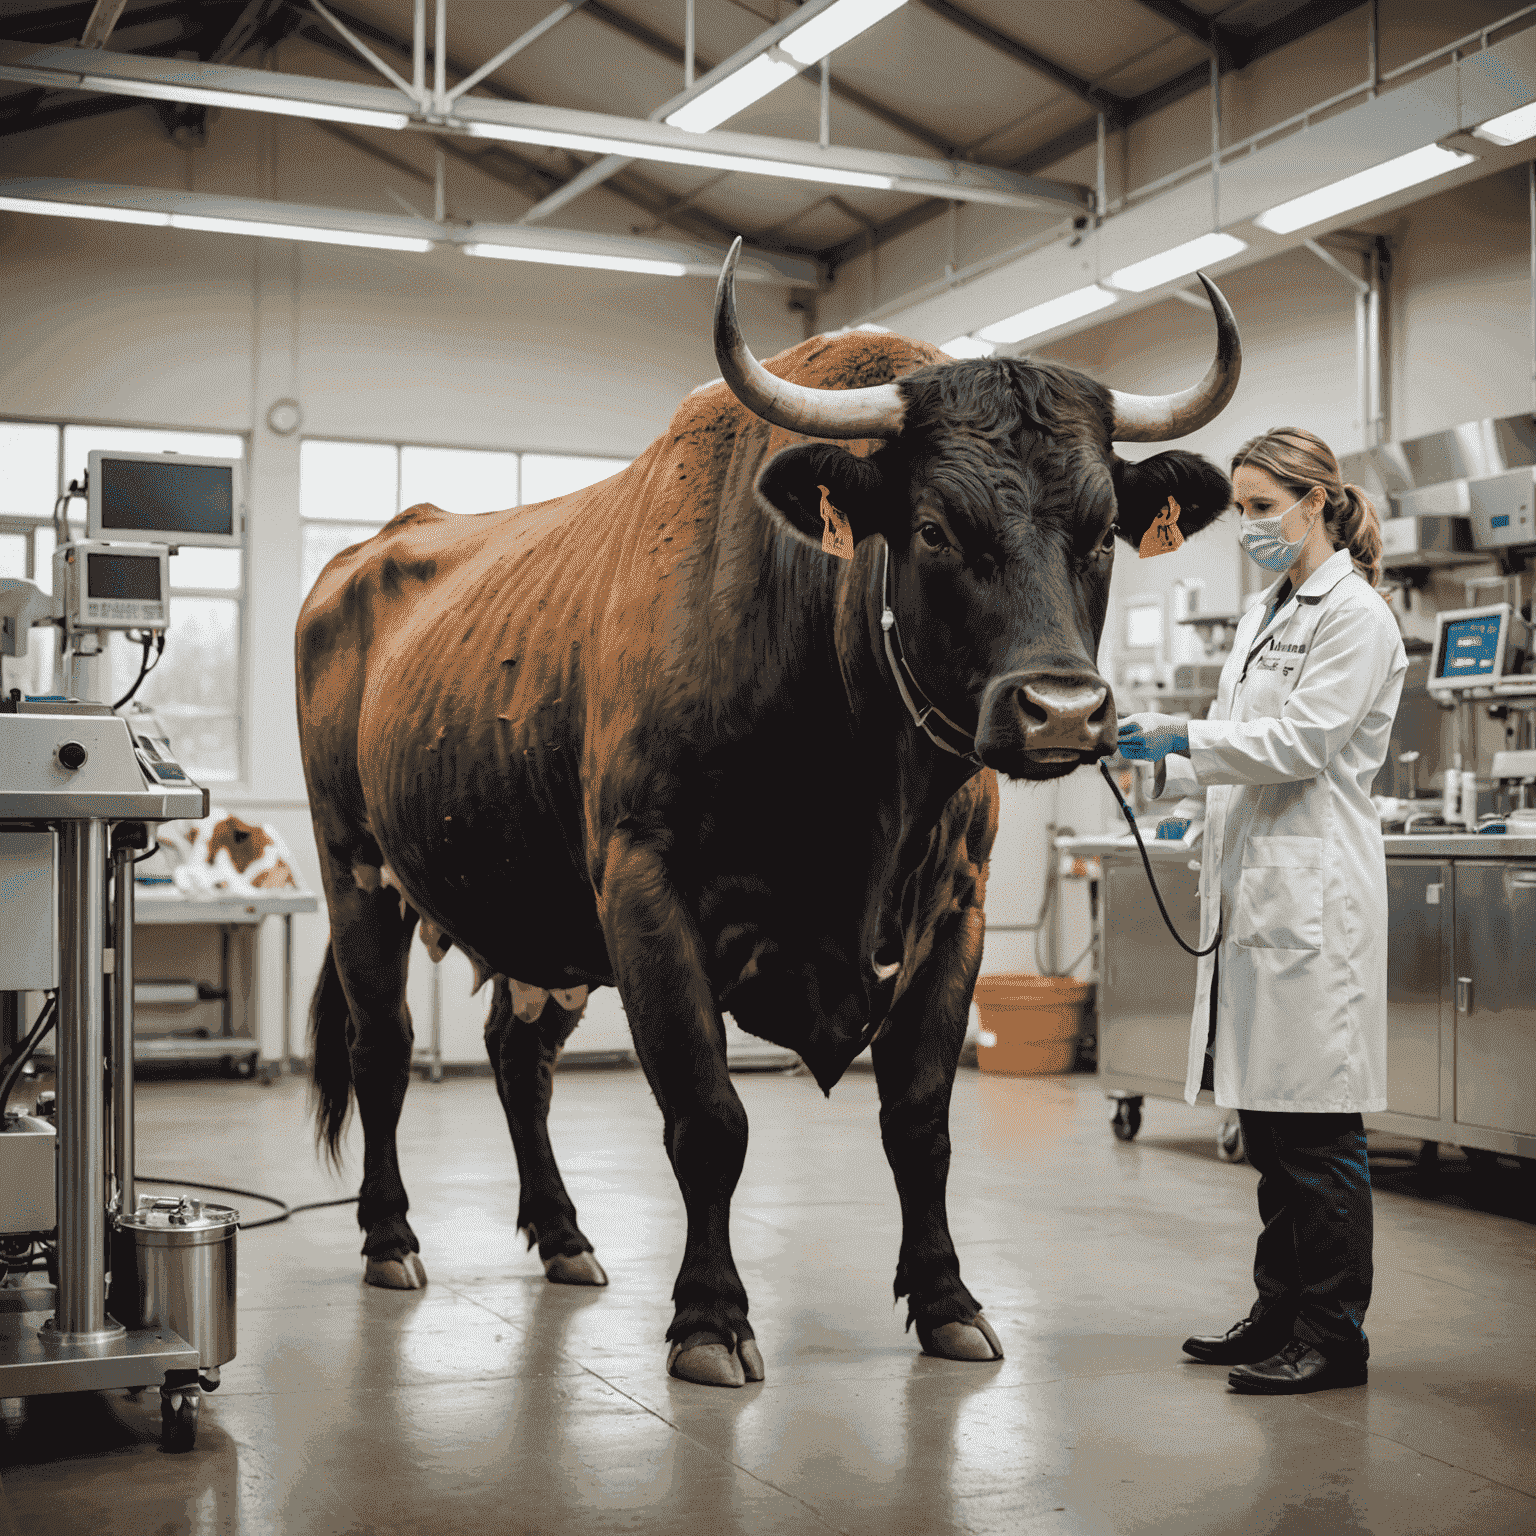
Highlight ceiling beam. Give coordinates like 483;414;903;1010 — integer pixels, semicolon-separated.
1128;0;1235;67
79;0;130;48
0;45;1090;212
582;0;955;157
291;16;765;249
915;1;1127;120
821;0;1371;269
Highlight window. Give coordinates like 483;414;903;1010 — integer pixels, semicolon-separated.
0;419;246;783
299;441;628;598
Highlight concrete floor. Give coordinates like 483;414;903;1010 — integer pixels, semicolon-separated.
1;1064;1532;1535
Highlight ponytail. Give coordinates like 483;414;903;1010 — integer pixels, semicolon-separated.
1334;483;1382;588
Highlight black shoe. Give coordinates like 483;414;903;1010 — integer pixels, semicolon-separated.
1228;1339;1368;1394
1181;1316;1292;1365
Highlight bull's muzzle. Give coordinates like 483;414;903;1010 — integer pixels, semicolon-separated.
976;671;1116;772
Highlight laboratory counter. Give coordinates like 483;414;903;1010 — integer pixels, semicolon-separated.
1066;833;1536;1164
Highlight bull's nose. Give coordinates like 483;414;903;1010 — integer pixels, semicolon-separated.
1019;678;1113;754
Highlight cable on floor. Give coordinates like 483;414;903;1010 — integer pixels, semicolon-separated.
133;1174;358;1231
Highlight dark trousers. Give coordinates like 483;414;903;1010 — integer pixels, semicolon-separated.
1238;1109;1374;1363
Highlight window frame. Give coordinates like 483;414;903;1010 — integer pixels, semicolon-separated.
0;413;249;787
298;434;630;598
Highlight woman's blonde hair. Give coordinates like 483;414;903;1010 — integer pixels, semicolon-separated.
1230;427;1383;587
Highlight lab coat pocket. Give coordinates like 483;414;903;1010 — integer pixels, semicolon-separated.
1232;835;1324;951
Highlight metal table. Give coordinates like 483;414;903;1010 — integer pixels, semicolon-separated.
0;708;207;1420
132;887;318;1080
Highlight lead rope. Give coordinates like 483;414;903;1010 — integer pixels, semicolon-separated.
1098;761;1221;958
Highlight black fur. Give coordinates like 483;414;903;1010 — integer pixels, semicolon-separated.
1112;450;1232;549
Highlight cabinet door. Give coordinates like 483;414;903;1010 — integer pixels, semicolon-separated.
1099;859;1200;1088
1384;860;1446;1120
1453;861;1536;1136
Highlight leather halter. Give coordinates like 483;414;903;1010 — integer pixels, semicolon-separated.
880;542;983;771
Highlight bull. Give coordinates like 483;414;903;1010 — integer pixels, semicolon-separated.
297;244;1238;1386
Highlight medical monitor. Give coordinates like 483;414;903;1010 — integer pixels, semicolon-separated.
87;450;244;549
1430;603;1513;692
58;541;170;632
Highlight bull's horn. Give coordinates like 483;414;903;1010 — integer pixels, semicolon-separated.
1108;272;1241;442
713;238;907;440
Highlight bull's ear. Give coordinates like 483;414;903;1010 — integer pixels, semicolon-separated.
1112;450;1231;550
757;443;886;548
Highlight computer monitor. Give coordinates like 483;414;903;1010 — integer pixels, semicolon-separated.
1429;603;1513;693
86;450;244;549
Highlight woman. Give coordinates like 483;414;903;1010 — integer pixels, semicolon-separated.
1118;427;1406;1396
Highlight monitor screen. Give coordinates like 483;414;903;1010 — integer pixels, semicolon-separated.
86;551;163;602
97;458;236;540
1437;614;1503;680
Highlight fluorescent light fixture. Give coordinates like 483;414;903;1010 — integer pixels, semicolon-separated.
0;194;170;227
1254;143;1475;234
169;213;432;252
463;242;686;276
940;335;996;358
780;0;908;65
1107;231;1246;293
0;194;434;250
977;284;1117;345
464;120;894;189
665;0;907;132
1473;101;1536;147
77;74;410;130
665;55;798;134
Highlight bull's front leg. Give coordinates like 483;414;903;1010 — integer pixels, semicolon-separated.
598;832;763;1388
872;905;1003;1363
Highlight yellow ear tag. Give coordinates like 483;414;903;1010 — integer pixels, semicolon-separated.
818;484;855;560
1138;496;1185;559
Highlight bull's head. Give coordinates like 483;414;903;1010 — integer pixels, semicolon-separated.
714;241;1237;781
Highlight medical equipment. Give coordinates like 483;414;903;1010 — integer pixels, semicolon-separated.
55;540;170;635
86;450;244;549
1427;603;1533;700
0;703;216;1451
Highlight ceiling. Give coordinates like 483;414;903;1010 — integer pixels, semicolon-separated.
0;0;1373;271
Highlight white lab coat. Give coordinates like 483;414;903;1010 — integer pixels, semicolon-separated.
1155;548;1407;1112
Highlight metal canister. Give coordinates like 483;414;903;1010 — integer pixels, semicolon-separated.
112;1195;237;1370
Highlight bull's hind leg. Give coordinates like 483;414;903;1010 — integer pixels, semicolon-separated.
872;905;1003;1363
314;871;427;1290
485;980;607;1286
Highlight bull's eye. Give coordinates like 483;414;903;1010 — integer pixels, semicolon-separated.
1098;525;1118;555
917;521;948;550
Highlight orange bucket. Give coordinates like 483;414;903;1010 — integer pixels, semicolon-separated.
973;973;1092;1076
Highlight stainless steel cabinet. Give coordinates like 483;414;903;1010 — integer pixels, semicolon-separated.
1452;863;1536;1139
1097;852;1203;1102
1383;860;1448;1123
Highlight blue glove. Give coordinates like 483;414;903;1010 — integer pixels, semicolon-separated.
1155;816;1191;840
1117;712;1189;763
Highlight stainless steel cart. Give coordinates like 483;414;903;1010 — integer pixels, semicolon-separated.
0;705;212;1450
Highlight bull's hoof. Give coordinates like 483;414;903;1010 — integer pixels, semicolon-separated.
918;1312;1004;1362
543;1250;608;1287
364;1252;428;1290
666;1331;763;1388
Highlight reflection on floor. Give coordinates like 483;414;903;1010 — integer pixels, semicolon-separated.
1;1067;1532;1535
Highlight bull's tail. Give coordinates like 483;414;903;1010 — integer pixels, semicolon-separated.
309;942;354;1165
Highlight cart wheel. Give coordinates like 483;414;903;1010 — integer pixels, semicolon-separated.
1110;1097;1142;1142
160;1385;199;1452
1216;1114;1246;1164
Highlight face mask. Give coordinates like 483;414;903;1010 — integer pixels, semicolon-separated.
1239;495;1318;572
